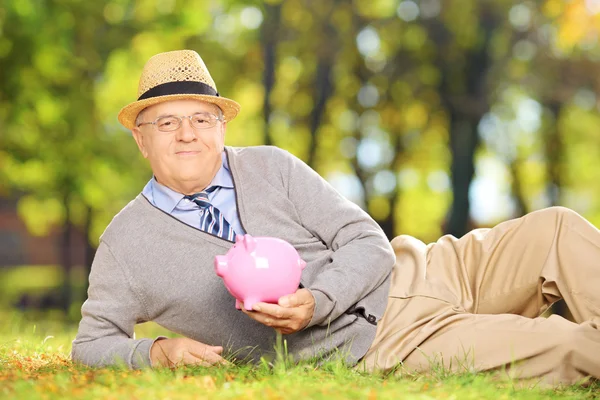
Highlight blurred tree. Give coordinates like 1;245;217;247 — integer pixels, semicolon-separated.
0;0;150;311
2;0;600;314
485;0;600;222
438;4;499;237
260;1;281;146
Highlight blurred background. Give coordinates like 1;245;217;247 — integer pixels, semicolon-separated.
0;0;599;321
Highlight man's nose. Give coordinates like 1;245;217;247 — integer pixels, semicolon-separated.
176;117;196;141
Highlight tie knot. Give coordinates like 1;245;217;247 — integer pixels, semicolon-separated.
187;191;209;201
182;186;235;241
185;191;210;207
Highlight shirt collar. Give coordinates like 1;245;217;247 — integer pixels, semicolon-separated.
212;151;234;189
151;152;233;213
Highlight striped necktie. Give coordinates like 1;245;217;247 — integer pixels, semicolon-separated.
185;188;236;241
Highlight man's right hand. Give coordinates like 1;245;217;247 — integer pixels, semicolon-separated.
150;337;228;368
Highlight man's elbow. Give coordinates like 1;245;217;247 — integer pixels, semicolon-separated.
70;339;107;368
71;340;97;367
70;342;87;366
377;247;395;279
375;234;396;272
384;248;396;270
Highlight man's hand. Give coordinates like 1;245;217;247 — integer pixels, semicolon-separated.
150;337;229;368
242;288;315;335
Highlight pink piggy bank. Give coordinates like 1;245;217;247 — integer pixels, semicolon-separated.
214;234;307;311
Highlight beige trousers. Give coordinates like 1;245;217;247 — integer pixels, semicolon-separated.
359;207;600;385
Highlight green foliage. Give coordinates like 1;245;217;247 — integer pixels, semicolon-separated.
2;0;600;249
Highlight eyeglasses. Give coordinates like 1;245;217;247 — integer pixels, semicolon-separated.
137;112;223;132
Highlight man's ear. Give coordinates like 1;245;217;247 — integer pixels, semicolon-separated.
131;128;149;158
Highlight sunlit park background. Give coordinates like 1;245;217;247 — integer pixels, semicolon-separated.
1;0;600;386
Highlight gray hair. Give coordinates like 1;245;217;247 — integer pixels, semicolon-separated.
134;109;146;127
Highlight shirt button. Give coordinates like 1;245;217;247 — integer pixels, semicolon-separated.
199;210;204;215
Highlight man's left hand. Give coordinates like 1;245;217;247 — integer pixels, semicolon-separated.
242;288;315;335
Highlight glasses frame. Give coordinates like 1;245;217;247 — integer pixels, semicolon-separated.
136;112;224;132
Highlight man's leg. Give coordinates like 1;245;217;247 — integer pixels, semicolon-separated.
426;206;600;321
360;291;600;384
360;207;600;383
400;311;600;385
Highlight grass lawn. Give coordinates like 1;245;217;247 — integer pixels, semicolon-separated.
0;266;598;399
0;311;599;400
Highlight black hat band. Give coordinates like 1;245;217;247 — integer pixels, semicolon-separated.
138;81;219;101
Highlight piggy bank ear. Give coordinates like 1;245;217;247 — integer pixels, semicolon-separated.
241;234;257;253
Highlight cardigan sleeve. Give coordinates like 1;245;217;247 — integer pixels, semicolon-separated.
71;241;160;368
275;148;395;328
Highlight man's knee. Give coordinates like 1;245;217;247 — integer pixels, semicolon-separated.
538;206;581;221
515;329;590;385
548;328;593;368
524;206;585;233
390;234;425;252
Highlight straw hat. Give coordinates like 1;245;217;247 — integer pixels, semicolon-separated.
118;50;241;130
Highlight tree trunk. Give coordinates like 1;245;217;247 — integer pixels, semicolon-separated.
306;4;339;167
443;7;497;237
545;101;563;206
307;57;334;167
446;118;479;237
83;205;96;297
509;158;529;216
261;3;281;146
60;192;73;313
545;101;569;318
376;196;397;240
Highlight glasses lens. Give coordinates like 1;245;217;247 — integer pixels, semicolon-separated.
156;116;180;131
191;113;217;129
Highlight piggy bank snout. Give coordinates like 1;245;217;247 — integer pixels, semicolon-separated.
214;255;228;277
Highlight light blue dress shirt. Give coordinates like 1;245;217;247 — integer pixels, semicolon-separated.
141;152;246;237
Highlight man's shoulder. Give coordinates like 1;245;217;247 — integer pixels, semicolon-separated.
99;194;150;243
225;146;301;189
226;145;293;163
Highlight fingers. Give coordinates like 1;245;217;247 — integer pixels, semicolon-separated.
178;351;227;367
241;290;315;334
252;302;294;319
242;305;307;333
279;288;313;308
154;338;230;368
242;307;282;328
241;307;273;327
179;352;213;367
176;348;228;367
278;294;296;308
188;344;228;366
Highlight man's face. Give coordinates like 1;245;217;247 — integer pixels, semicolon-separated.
131;99;227;194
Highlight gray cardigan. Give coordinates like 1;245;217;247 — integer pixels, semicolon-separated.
72;146;395;368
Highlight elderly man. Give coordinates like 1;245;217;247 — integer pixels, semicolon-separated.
72;50;600;385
